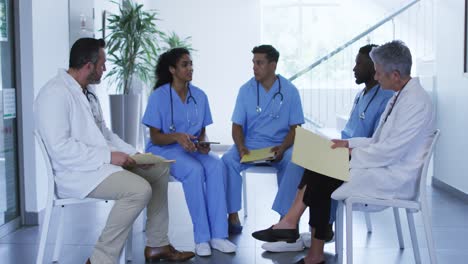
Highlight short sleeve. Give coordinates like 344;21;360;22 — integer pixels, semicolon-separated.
288;86;305;126
142;90;163;130
231;87;246;126
202;93;213;127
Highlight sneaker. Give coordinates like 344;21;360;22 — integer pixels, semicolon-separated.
210;238;237;253
261;238;304;252
300;225;334;249
195;242;211;257
301;232;311;248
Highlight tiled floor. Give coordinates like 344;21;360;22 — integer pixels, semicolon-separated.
1;168;468;263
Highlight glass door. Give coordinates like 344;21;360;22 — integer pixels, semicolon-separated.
0;0;19;230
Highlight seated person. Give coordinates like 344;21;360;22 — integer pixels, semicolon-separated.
252;40;435;264
142;48;236;257
222;45;305;233
34;38;194;264
255;44;394;252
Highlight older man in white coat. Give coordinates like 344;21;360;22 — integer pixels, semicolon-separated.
34;38;194;264
254;40;435;264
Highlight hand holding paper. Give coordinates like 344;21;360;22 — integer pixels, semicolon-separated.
240;146;276;164
292;127;349;181
131;153;175;165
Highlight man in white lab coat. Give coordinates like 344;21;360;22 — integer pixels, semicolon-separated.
251;40;435;264
34;38;195;264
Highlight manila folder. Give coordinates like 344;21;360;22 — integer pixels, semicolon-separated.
292;127;349;181
131;153;176;165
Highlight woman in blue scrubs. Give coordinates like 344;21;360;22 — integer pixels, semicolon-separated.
142;48;236;256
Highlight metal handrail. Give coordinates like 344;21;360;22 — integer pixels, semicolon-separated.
288;0;420;82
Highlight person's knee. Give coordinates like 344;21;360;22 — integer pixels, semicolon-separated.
131;180;153;206
221;152;234;166
180;162;204;183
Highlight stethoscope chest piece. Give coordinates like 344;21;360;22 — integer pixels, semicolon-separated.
359;112;366;120
256;75;282;115
169;124;176;132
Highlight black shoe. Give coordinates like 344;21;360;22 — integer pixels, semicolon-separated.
295;258;325;264
252;225;299;243
324;224;334;243
295;258;305;264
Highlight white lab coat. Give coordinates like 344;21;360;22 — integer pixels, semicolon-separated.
332;77;435;202
34;69;136;199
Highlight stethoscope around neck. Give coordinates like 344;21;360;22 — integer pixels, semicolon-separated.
256;75;283;114
169;83;197;133
352;84;380;120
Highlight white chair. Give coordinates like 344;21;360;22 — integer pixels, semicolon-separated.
335;129;440;264
35;131;133;264
241;165;278;217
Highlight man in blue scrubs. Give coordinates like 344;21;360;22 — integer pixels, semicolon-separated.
222;45;305;233
255;44;394;252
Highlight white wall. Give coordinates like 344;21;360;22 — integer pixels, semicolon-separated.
24;0;69;214
142;0;261;145
434;0;468;194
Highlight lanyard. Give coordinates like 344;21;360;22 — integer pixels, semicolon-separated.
383;80;410;123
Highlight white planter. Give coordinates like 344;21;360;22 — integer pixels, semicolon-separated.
109;94;142;148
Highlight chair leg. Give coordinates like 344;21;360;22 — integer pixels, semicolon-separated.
36;205;53;264
421;202;438;264
242;171;248;217
126;227;133;262
52;207;65;262
393;208;405;249
345;201;353;264
364;212;373;233
406;209;421;264
119;242;127;264
141;207;147;232
335;202;344;263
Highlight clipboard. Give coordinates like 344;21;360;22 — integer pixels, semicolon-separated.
292;127;349;181
240;146;276;164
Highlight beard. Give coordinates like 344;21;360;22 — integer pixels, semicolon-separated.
355;73;372;85
87;68;101;85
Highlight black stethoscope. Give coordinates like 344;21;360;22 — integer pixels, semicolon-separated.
352;85;380;120
169;84;197;132
256;75;284;113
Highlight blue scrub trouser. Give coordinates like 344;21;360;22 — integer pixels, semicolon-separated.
222;145;304;217
159;149;228;244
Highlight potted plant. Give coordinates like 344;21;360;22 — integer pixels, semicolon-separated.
105;0;162;147
105;0;194;148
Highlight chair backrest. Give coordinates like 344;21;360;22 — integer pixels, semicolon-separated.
34;130;57;203
417;129;441;200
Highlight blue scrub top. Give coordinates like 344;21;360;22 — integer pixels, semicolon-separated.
341;84;393;139
232;74;304;149
142;83;213;152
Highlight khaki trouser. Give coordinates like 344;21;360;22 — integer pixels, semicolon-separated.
87;164;170;264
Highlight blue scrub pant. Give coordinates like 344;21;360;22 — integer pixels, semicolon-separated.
155;148;228;244
222;145;305;217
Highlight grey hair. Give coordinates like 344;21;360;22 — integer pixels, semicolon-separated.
369;40;412;77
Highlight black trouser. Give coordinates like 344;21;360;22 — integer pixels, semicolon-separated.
298;169;343;240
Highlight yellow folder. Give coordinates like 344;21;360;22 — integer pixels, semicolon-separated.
240;146;276;164
292;127;349;181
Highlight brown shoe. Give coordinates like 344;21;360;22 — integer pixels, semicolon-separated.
85;259;91;264
145;244;195;262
